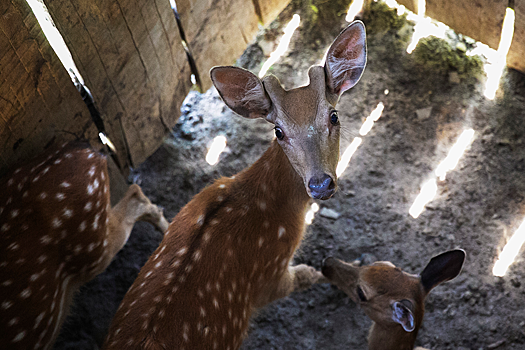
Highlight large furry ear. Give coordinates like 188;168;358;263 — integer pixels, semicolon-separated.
324;21;367;98
210;66;272;119
392;300;415;332
420;250;466;294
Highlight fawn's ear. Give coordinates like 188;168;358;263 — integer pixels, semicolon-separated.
211;66;272;119
392;300;415;332
420;249;466;294
324;20;367;99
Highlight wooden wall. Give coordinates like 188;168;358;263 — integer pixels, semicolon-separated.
0;0;290;176
395;0;525;74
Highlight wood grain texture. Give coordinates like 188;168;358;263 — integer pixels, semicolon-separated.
176;0;260;90
44;0;193;167
0;0;97;177
507;1;524;74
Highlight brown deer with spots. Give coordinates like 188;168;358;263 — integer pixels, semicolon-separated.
103;21;366;350
322;249;466;350
0;142;169;350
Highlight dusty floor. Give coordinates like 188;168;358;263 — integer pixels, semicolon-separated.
55;0;525;349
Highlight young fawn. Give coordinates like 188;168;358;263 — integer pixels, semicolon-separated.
0;142;169;350
103;21;367;350
322;249;466;350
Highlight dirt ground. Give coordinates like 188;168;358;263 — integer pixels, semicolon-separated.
55;0;525;349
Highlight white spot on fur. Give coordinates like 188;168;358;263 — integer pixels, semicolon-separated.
278;226;286;239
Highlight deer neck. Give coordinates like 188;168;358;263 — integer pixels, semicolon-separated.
237;139;311;215
367;322;419;350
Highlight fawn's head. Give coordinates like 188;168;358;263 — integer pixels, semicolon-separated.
322;250;465;333
211;21;367;200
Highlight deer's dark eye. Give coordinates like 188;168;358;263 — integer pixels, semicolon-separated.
357;286;367;302
330;110;339;125
275;126;284;140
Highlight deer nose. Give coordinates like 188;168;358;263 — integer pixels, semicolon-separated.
321;257;336;279
308;174;336;200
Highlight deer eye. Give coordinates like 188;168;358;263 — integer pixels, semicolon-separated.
357;286;367;302
330;110;339;125
274;126;284;140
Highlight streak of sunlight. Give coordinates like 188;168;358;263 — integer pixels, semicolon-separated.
259;14;301;78
206;136;227;165
359;102;384;136
493;218;525;277
336;137;362;178
405;0;448;54
409;129;475;218
482;8;515;100
305;203;320;225
346;0;365;22
26;0;84;84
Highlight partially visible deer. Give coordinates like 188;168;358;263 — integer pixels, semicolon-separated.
103;21;367;350
322;249;466;350
0;142;169;350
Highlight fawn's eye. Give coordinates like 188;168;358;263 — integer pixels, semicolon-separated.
357;286;367;302
275;126;284;140
330;110;339;125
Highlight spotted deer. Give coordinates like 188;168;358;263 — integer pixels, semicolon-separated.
0;142;169;350
322;249;466;350
102;21;367;350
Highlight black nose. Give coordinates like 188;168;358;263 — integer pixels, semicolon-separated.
322;257;335;278
308;174;336;200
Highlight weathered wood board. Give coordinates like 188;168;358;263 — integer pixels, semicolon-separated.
44;0;193;167
395;0;524;74
0;0;98;176
1;0;291;175
177;0;291;91
507;1;524;74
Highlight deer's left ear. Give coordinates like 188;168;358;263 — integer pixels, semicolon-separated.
392;300;415;332
324;20;367;98
420;249;466;294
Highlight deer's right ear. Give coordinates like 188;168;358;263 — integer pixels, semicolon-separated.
392;300;415;332
324;21;367;99
420;249;466;294
211;66;272;119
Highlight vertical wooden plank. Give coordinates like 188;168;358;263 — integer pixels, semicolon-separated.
176;0;261;90
257;0;290;26
507;2;524;73
0;0;96;176
44;0;192;166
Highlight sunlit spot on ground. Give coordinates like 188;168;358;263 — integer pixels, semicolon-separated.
26;0;84;85
359;102;384;136
305;203;320;225
409;129;475;218
346;0;364;22
493;218;525;277
337;137;362;178
206;136;227;165
259;14;301;78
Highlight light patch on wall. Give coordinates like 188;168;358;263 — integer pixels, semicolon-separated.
206;136;227;165
493;218;525;277
481;7;515;100
25;0;84;85
259;14;301;78
409;129;475;218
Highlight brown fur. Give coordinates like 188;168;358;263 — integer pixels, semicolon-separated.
104;22;367;350
0;142;168;350
322;250;465;350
